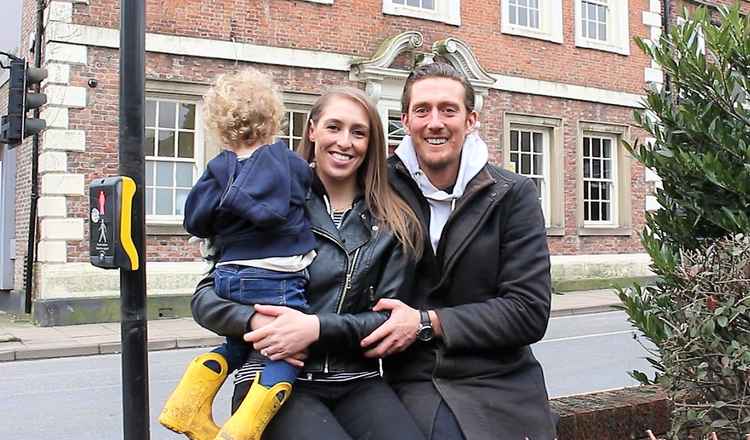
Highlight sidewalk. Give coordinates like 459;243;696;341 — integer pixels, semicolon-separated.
0;289;621;363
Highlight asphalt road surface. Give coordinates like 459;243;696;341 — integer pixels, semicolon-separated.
0;310;655;439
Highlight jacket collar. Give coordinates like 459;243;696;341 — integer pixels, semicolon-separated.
307;177;372;254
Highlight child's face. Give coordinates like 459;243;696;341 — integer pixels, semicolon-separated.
308;97;370;187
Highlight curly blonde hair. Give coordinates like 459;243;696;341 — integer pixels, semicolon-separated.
203;68;285;148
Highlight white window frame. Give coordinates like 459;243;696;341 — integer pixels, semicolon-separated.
509;126;551;225
574;0;630;55
581;133;618;227
382;0;461;26
501;0;564;44
279;91;318;151
503;113;565;235
387;109;406;154
144;95;205;226
676;16;706;56
278;107;310;151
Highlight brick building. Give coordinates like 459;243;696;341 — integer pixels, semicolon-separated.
2;0;704;325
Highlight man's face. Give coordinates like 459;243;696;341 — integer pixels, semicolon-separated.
402;77;477;182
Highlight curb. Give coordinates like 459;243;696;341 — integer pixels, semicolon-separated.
550;304;621;318
2;306;624;363
0;335;224;363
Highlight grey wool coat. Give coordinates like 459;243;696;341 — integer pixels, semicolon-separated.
385;156;557;440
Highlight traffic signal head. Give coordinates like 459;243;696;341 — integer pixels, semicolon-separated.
1;58;48;147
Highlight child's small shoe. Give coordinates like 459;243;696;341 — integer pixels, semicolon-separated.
159;352;228;440
215;373;292;440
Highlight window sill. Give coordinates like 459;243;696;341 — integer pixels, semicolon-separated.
575;38;630;56
577;226;633;237
546;226;565;237
501;25;562;44
382;4;460;26
146;223;189;236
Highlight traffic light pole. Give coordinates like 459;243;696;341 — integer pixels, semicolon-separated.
119;1;149;439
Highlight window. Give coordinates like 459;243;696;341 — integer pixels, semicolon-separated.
577;121;632;235
676;16;706;56
582;135;616;224
382;0;461;26
391;0;434;9
501;0;563;43
145;98;201;222
510;129;548;218
278;109;309;150
581;0;608;41
387;112;406;156
504;113;564;233
508;0;539;29
574;0;629;55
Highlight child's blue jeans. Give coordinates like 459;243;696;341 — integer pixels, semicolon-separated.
211;264;308;387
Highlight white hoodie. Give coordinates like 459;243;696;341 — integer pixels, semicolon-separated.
394;133;489;253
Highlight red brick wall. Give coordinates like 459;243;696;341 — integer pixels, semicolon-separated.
69;0;652;95
482;91;648;255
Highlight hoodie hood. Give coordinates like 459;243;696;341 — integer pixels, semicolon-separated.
394;132;489;252
207;149;238;193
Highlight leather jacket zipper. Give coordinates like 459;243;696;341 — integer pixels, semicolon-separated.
311;226;362;373
337;247;361;314
324;247;361;373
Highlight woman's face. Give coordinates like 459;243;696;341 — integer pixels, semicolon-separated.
308;96;370;186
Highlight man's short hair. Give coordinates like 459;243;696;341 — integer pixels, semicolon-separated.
401;62;476;114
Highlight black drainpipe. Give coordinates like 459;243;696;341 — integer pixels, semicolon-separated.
24;0;45;314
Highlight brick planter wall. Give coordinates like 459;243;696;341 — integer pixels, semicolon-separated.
551;386;670;440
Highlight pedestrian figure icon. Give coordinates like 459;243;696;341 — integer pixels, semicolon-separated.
98;221;108;244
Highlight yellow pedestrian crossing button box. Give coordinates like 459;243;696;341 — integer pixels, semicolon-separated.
89;176;139;270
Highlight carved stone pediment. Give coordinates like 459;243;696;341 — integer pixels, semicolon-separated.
432;37;496;93
350;31;495;112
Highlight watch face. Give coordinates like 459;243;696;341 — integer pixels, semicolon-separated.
417;326;434;342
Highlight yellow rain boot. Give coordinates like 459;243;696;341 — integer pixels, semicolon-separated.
159;352;228;440
215;373;292;440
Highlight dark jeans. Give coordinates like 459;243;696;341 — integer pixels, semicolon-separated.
232;377;426;440
393;381;466;440
213;265;308;381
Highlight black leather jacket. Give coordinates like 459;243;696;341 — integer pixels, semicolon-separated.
191;185;413;375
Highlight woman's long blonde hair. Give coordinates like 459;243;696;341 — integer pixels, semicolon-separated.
297;88;423;259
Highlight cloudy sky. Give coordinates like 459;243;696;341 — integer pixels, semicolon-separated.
0;0;22;54
0;0;22;83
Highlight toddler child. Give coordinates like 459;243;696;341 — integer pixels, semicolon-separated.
159;67;316;440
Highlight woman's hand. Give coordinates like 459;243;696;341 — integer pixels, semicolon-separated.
244;304;320;361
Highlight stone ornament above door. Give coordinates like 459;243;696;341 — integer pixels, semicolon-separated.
350;31;496;112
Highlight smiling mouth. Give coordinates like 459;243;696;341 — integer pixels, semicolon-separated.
330;151;354;161
426;138;448;145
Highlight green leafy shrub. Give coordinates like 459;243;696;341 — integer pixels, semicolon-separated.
618;4;750;438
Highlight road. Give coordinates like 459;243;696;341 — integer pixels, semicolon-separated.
0;311;655;439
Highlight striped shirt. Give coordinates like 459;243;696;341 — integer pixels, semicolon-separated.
235;198;380;385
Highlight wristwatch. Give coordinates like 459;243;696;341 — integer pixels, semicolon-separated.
416;310;434;342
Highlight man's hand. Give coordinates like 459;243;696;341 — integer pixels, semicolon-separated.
361;298;420;358
244;304;320;361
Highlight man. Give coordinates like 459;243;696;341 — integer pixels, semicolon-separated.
361;62;556;440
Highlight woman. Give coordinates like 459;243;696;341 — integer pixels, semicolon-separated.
191;87;425;440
